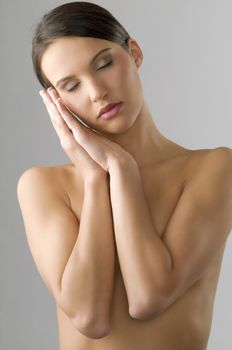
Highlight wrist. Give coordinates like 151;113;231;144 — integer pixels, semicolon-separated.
109;155;138;176
84;171;108;188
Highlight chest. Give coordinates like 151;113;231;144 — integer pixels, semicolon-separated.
67;156;189;280
136;158;188;239
68;156;188;237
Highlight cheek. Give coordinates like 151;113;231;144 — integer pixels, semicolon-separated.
58;88;83;107
118;60;133;85
119;60;143;101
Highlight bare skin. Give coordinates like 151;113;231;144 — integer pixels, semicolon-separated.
17;36;232;350
31;147;230;350
17;137;232;349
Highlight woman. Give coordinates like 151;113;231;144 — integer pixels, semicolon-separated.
17;2;232;349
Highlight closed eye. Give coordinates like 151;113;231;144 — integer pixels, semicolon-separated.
67;60;113;93
97;59;113;71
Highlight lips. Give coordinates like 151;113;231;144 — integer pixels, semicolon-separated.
98;102;122;118
98;102;124;120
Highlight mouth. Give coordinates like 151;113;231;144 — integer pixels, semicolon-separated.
98;102;124;120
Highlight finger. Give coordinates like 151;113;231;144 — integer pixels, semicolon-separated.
45;87;119;149
40;90;74;145
41;92;63;129
40;89;94;155
44;90;106;169
39;89;68;131
45;88;118;155
54;98;91;147
45;88;89;145
48;88;89;133
56;99;83;134
39;89;103;171
46;88;103;142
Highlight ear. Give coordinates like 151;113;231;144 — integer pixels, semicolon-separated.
126;38;143;69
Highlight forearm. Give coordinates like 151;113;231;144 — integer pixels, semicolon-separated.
109;159;172;314
60;175;115;332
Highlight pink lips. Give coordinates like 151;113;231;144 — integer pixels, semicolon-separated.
98;102;124;120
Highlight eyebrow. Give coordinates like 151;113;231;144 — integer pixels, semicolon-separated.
55;47;112;88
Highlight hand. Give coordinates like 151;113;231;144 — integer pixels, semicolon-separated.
39;88;134;177
39;88;106;180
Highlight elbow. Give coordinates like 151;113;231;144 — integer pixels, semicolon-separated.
129;292;169;321
55;292;111;339
129;273;176;320
79;323;111;339
70;315;111;339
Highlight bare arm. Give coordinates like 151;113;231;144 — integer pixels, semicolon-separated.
108;147;232;319
17;167;115;339
108;157;171;317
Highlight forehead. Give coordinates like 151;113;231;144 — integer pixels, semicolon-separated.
41;37;121;83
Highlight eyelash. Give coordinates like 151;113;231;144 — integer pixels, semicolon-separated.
67;60;113;92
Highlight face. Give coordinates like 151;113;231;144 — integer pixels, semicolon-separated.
40;36;144;134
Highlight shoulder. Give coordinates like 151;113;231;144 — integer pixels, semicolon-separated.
184;146;232;184
202;146;232;194
17;163;76;207
206;146;232;166
183;147;232;217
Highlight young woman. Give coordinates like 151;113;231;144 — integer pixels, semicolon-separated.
17;2;232;349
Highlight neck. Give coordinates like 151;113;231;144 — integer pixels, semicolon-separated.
100;100;185;169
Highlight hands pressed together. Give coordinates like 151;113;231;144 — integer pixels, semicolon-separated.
39;88;135;181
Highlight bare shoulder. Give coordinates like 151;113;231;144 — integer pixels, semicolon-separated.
181;147;232;231
17;163;78;207
183;146;232;184
207;146;232;164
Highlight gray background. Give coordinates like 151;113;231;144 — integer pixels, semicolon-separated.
1;0;231;349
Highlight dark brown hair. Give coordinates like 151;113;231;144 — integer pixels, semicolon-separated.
31;1;131;88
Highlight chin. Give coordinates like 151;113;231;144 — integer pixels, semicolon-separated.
98;115;137;137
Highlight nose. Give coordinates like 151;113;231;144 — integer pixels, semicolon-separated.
87;77;108;103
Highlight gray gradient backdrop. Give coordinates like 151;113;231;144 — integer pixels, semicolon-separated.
0;0;231;349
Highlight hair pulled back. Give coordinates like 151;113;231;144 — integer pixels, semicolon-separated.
32;1;131;88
